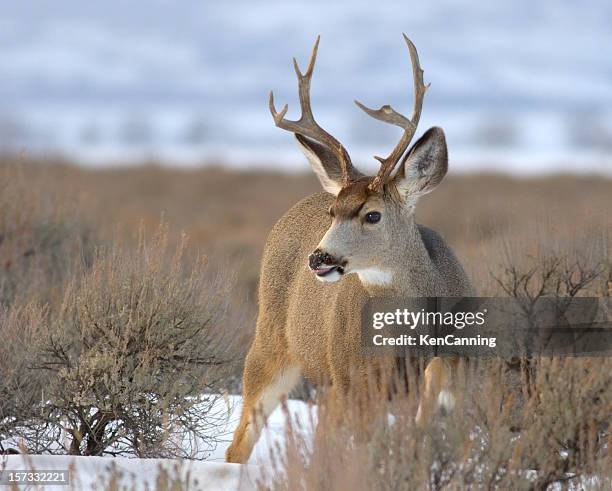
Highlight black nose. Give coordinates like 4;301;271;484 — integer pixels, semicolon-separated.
309;249;337;270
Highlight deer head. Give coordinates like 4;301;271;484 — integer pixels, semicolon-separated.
270;35;448;285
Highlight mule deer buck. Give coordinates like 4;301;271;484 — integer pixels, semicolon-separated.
226;34;473;464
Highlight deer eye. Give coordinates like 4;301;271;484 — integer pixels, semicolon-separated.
364;211;381;224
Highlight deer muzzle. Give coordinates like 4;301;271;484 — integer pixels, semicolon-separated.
308;249;345;278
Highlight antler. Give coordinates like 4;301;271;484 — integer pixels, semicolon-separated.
355;34;429;192
269;36;354;186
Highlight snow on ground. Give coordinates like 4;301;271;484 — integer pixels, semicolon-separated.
1;397;314;491
1;397;602;490
2;454;249;490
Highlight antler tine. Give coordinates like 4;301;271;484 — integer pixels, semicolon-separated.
355;34;429;192
293;34;319;79
269;36;353;185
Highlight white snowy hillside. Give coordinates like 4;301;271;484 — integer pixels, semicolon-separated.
1;1;611;173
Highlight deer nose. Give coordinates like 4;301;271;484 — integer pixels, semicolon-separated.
308;249;337;270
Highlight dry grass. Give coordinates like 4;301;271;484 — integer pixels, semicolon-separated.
0;156;611;487
2;157;611;305
0;162;94;305
260;357;611;490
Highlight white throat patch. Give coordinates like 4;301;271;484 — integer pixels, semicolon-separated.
357;268;393;286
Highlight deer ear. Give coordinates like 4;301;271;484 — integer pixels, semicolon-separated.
392;127;448;203
295;134;346;196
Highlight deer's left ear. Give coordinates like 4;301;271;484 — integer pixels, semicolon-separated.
391;127;448;202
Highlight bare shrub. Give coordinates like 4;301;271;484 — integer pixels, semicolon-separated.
0;162;95;452
0;303;48;453
6;225;238;459
490;245;604;300
489;245;611;487
517;358;611;489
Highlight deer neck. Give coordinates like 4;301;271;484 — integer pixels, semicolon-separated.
358;223;441;297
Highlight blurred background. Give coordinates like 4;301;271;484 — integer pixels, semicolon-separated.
2;0;612;174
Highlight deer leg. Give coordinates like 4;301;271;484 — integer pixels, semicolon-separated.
415;357;456;425
225;348;300;463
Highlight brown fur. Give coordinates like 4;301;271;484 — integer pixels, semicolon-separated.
226;177;473;462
